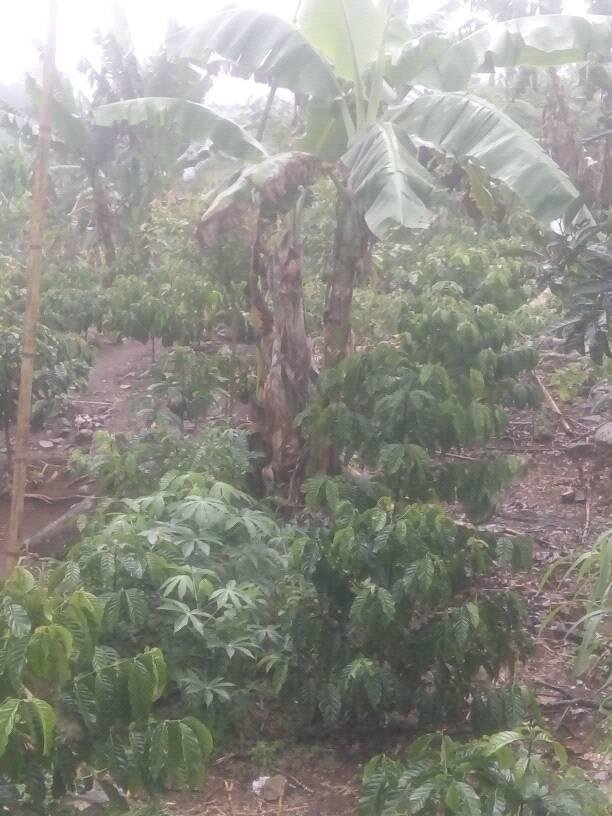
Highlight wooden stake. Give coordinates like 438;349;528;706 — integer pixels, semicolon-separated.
531;372;574;436
2;0;58;575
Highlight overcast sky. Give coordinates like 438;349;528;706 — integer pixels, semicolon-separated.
0;0;588;86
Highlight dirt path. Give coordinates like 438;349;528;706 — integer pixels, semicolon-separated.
0;338;153;552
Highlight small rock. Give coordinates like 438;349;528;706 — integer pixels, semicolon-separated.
63;782;110;811
119;383;131;390
262;775;287;801
561;489;576;504
39;440;54;449
594;421;612;447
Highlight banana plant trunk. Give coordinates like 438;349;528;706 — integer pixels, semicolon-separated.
542;70;591;198
595;89;612;209
324;185;369;368
261;227;311;499
90;170;116;284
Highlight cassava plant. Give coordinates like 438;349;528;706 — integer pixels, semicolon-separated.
57;470;289;733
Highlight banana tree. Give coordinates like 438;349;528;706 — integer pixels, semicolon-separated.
169;5;611;368
155;4;611;488
197;152;319;494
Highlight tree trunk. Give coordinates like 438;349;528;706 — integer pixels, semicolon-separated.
323;187;369;368
3;0;57;576
594;89;612;209
542;69;592;198
542;69;612;211
250;215;275;407
261;227;311;499
90;170;116;284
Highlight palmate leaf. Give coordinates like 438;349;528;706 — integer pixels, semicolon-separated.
93;97;265;162
168;8;339;99
342;122;434;239
393;91;584;225
412;14;612;92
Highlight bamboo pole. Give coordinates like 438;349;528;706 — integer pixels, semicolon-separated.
2;0;58;575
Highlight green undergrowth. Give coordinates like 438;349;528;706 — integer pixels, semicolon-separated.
1;437;540;810
360;728;608;816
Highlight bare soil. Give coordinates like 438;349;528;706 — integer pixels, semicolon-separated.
0;338;152;553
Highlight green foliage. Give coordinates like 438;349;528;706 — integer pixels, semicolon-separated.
550;361;594;403
392;229;541;314
282;496;532;727
145;347;226;427
359;727;608;816
299;297;536;518
69;423;255;496
40;264;110;336
0;566;213;811
547;222;612;364
247;740;285;770
0;318;92;437
470;684;540;737
61;471;286;726
541;528;611;678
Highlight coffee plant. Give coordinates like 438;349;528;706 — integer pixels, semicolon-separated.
275;489;532;727
0;317;92;449
0;565;213;812
399;229;541;313
359;727;608;816
145;347;226;428
547;221;612;364
299;292;538;519
40;264;110;337
69;423;255;497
